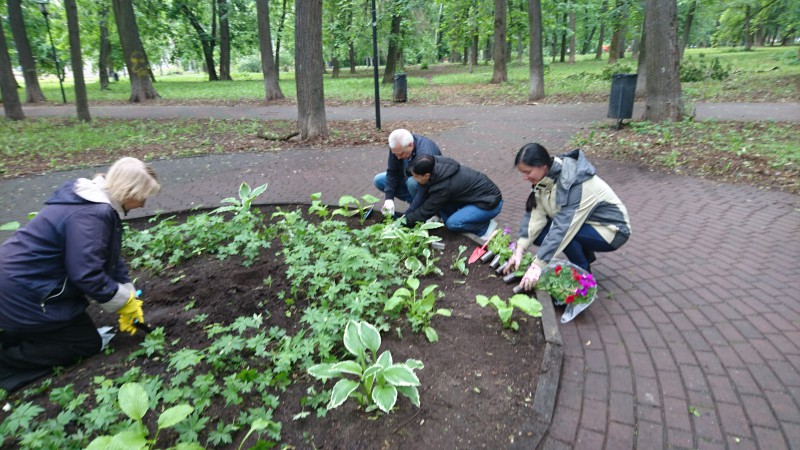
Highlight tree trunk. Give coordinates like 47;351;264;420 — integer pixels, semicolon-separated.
256;0;284;101
595;0;608;59
635;15;646;97
470;35;479;70
275;0;288;78
218;0;232;80
491;0;508;83
180;4;218;81
744;4;752;50
99;4;111;90
332;56;340;78
608;0;625;63
348;11;356;73
568;0;576;64
65;0;91;121
349;42;356;73
484;35;492;62
7;0;46;103
560;12;567;62
528;0;545;100
680;0;697;57
111;0;159;101
0;19;24;120
644;0;681;122
295;0;328;139
382;10;402;85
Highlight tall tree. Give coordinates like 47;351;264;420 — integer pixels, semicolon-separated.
382;2;402;85
218;0;232;80
295;0;328;139
528;0;545;100
568;0;576;63
644;0;681;121
99;3;112;90
112;0;159;101
595;0;608;59
680;0;697;57
6;0;46;103
274;0;288;78
608;0;628;63
0;17;24;120
65;0;91;121
635;14;647;97
491;0;508;83
178;1;219;81
255;0;284;100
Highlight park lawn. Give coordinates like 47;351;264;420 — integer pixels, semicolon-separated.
32;46;799;106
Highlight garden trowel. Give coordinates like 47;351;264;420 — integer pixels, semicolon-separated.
468;229;500;264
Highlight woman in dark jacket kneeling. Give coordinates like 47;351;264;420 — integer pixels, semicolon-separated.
0;157;160;392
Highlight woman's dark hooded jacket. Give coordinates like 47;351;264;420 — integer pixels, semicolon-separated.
0;178;130;332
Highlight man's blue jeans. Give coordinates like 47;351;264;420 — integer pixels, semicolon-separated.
439;200;503;235
373;172;417;203
533;220;616;272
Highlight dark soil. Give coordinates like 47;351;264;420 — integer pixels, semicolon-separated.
1;206;545;449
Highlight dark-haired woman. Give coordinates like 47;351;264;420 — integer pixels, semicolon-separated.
405;155;502;241
503;143;631;291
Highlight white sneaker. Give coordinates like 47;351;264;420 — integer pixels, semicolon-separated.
463;219;498;245
479;219;498;241
426;215;442;223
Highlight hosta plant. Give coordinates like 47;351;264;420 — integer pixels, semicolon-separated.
85;382;196;450
307;321;424;414
385;277;451;342
476;294;543;331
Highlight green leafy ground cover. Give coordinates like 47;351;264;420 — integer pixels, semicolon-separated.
0;187;545;449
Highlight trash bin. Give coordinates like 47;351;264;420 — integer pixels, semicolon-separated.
608;73;637;128
393;73;407;102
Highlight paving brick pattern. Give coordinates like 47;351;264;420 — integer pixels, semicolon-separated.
4;102;800;449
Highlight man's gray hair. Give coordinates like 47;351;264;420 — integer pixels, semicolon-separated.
388;128;413;149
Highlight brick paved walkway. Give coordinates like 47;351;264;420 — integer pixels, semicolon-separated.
4;102;800;449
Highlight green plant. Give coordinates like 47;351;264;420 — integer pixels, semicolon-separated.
601;61;634;80
385;277;451;342
332;193;380;226
450;245;469;276
487;225;514;261
307;321;423;414
85;382;195;450
476;294;543;331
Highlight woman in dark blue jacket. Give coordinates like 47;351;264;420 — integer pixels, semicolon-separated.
0;157;160;392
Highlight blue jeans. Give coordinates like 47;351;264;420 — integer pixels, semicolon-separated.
439;200;503;235
373;172;417;203
533;220;616;272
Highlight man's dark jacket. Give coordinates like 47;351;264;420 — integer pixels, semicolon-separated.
405;156;502;225
0;180;130;332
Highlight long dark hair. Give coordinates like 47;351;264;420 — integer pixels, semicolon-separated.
514;143;553;211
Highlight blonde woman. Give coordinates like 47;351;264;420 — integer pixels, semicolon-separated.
0;157;160;392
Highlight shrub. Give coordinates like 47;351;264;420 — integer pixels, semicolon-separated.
601;61;635;80
237;55;262;73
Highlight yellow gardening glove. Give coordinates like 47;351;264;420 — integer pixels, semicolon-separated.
117;291;144;336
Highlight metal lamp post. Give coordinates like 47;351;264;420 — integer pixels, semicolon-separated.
35;0;66;103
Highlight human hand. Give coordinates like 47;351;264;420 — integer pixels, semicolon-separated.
503;248;524;275
117;291;144;336
518;264;542;291
382;199;395;217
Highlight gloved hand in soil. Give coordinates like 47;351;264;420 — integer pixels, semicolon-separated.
381;199;395;217
503;246;525;275
117;290;145;336
519;264;542;291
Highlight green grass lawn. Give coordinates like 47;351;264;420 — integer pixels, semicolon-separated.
32;46;799;105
